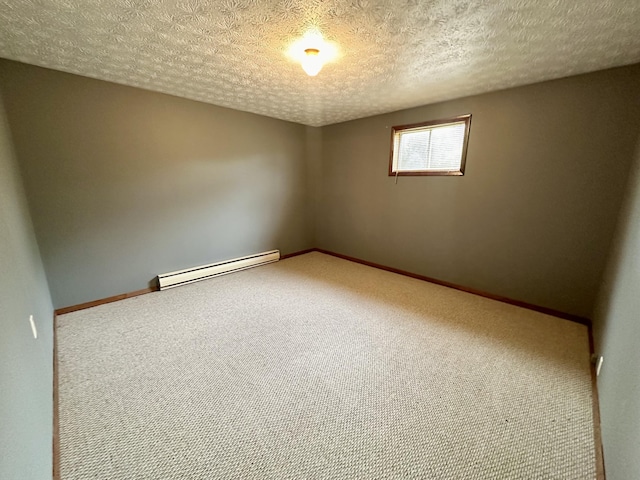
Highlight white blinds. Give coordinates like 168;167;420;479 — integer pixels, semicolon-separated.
395;121;466;172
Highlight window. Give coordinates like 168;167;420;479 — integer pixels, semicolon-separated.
389;114;471;176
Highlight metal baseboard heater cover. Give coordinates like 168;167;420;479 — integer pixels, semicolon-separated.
158;250;280;290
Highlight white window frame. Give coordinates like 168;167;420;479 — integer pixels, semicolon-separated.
389;114;472;176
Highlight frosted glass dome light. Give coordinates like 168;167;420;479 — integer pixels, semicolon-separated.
301;48;323;76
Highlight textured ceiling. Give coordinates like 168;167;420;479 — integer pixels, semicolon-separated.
0;1;639;127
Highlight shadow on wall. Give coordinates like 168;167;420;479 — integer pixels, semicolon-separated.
0;90;54;480
592;135;640;480
41;141;309;308
316;66;640;320
44;146;308;298
0;59;312;309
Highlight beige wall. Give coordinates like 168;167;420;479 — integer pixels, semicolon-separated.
318;64;640;318
0;92;53;479
0;59;313;309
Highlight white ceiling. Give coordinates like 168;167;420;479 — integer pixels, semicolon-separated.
0;1;639;127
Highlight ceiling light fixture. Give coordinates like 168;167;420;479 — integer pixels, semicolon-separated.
301;48;322;77
287;29;339;77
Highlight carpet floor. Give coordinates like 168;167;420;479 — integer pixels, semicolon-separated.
57;252;596;479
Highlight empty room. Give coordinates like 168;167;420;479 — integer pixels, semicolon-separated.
1;1;640;479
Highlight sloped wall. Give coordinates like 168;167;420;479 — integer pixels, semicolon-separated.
0;91;54;479
593;133;640;480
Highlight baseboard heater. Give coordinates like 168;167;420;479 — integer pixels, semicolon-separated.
157;250;280;290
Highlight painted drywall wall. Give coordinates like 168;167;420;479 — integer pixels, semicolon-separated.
305;125;323;244
318;65;640;318
0;92;54;478
592;133;640;480
0;59;312;309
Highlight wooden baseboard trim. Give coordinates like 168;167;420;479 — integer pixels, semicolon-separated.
314;248;591;326
50;247;601;478
588;327;606;480
55;287;158;316
280;248;318;260
314;247;602;474
53;248;590;327
52;313;60;480
55;250;316;315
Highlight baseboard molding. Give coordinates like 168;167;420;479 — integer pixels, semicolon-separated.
55;287;158;315
54;248;316;314
52;313;60;480
54;247;591;327
314;248;591;326
281;248;317;260
313;248;602;473
54;249;317;314
50;247;602;478
54;250;314;315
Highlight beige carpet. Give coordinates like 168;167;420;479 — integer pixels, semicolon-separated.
57;252;596;479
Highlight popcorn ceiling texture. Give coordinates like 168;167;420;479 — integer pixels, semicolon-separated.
0;0;638;126
56;253;596;479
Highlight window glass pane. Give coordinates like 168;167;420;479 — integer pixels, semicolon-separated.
427;123;465;170
390;115;470;175
397;130;431;171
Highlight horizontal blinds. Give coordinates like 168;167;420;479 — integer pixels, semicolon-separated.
428;123;465;170
395;121;466;172
397;129;431;171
